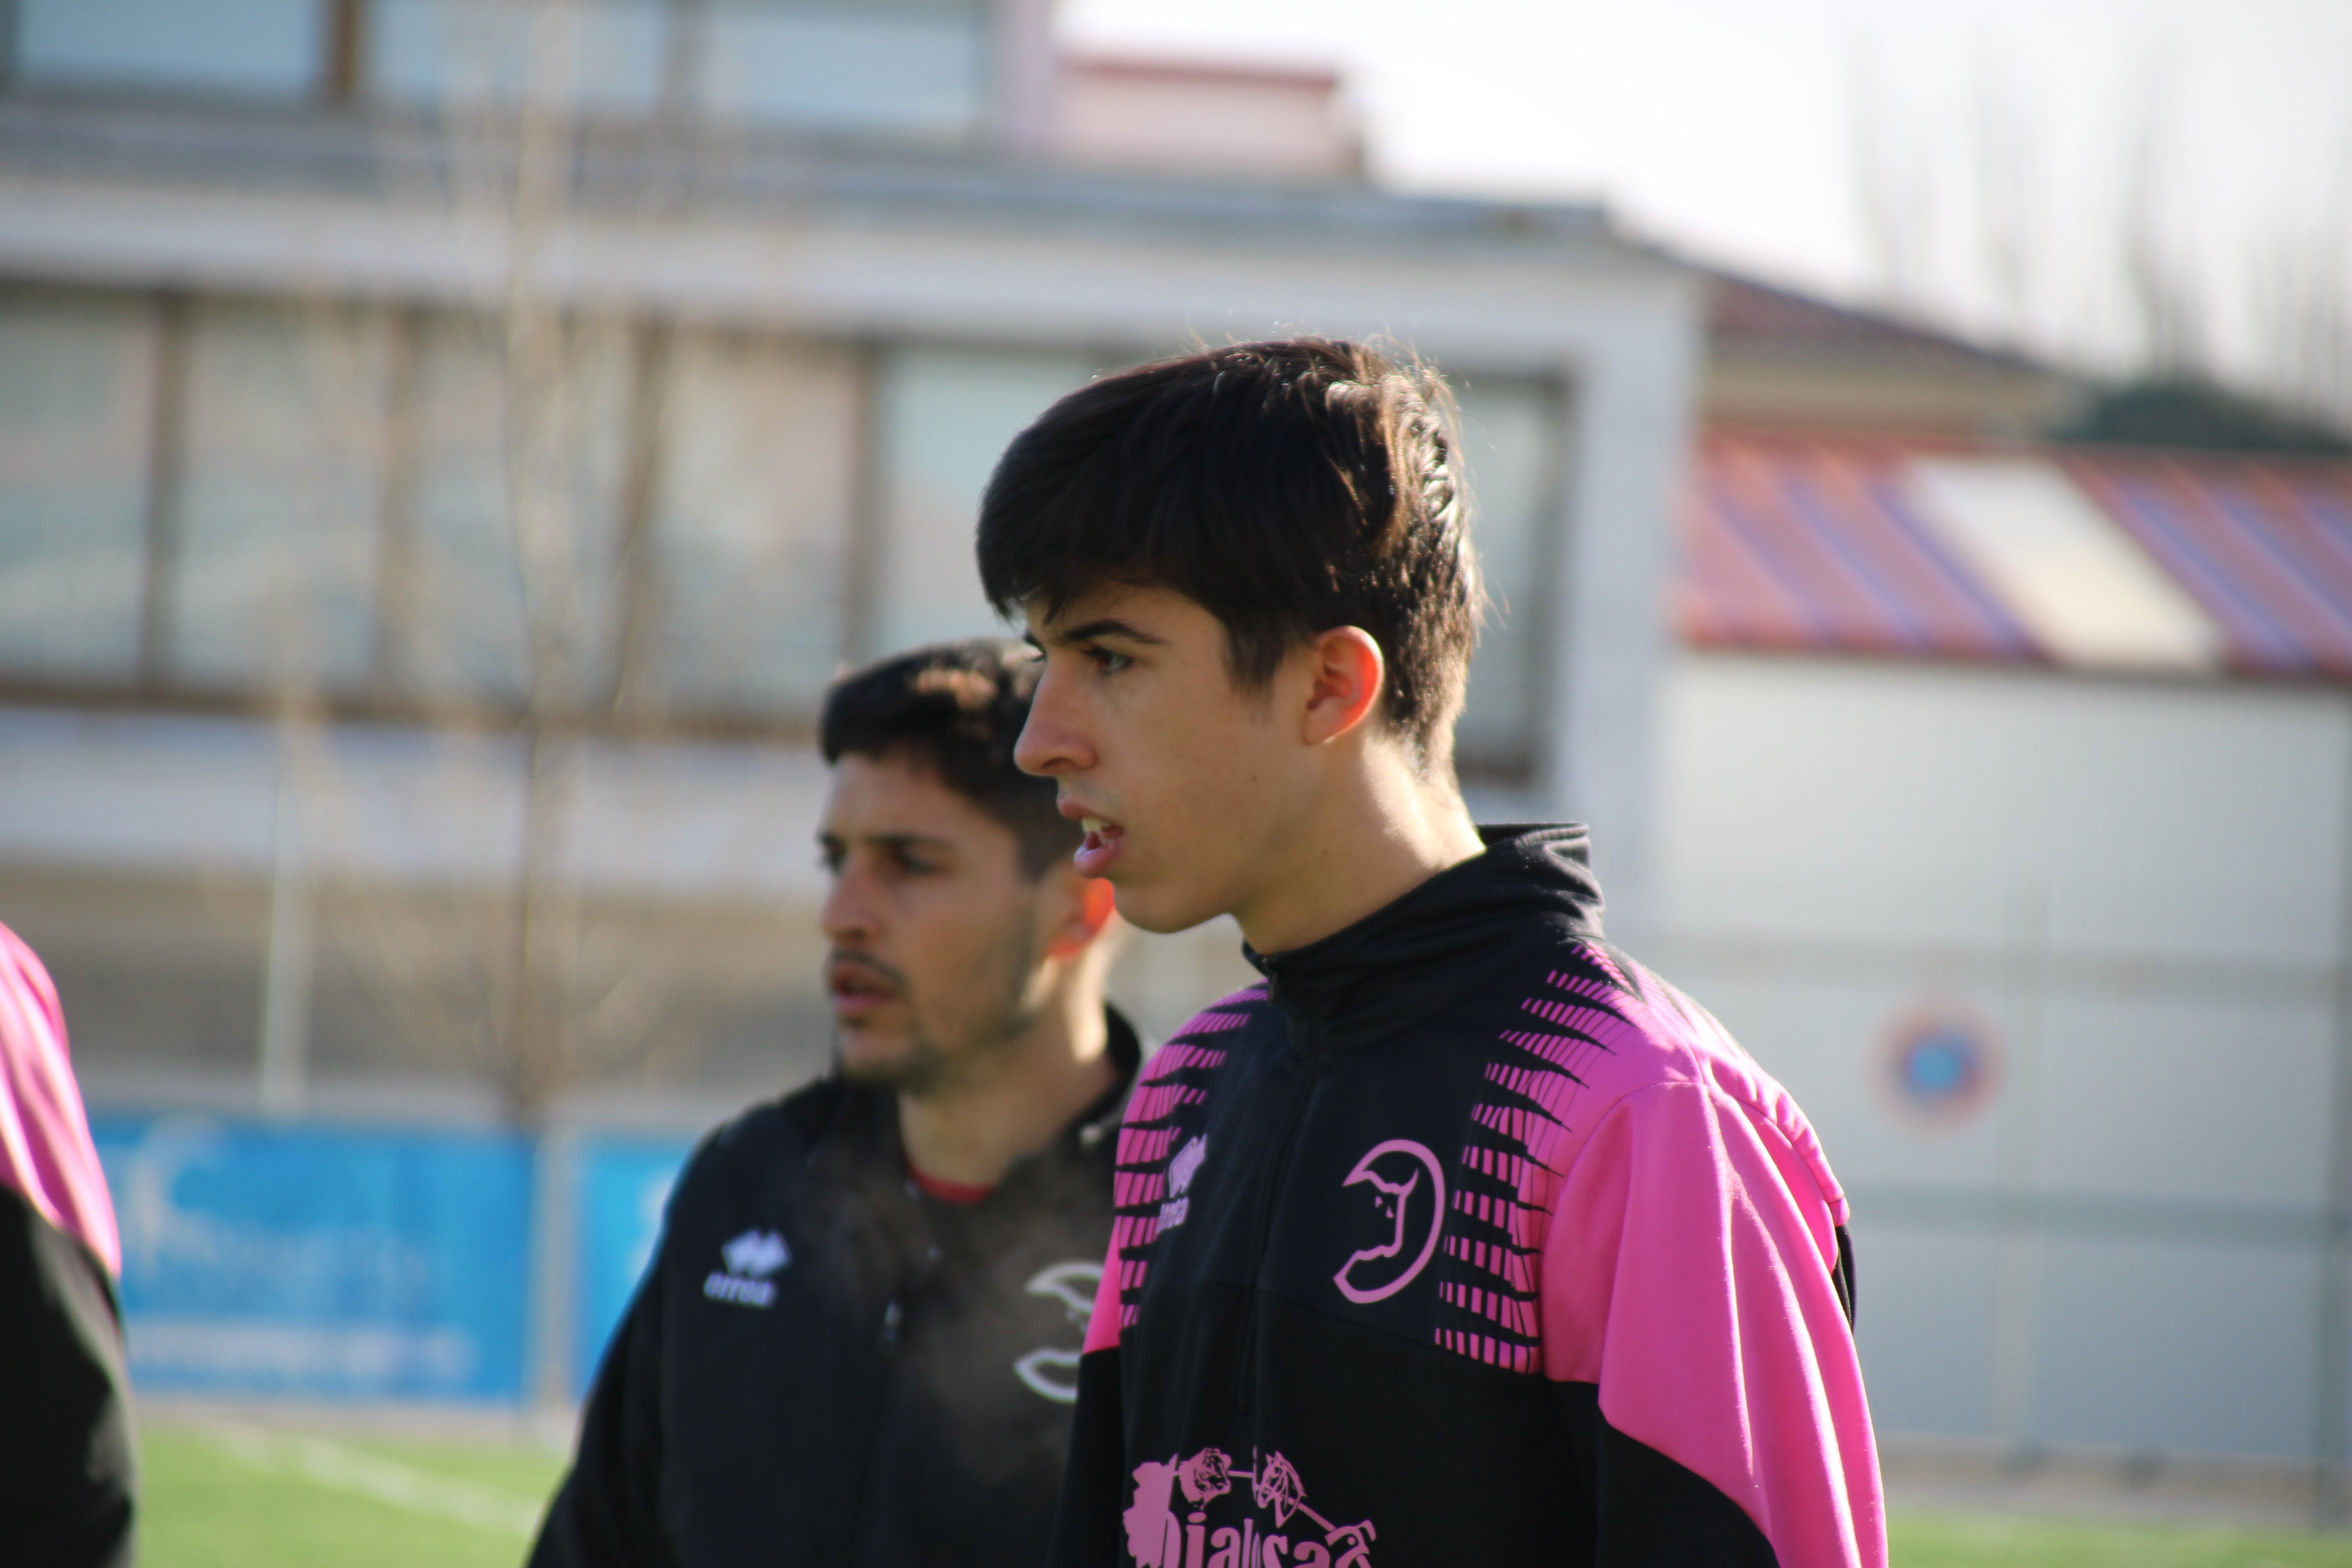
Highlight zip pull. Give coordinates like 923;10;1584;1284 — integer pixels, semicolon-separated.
878;1299;903;1350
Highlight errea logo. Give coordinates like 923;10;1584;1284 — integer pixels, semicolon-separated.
1158;1136;1207;1230
705;1228;791;1308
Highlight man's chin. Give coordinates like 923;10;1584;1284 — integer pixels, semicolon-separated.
836;1031;933;1088
1098;876;1222;936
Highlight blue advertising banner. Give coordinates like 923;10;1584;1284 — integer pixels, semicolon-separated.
572;1137;695;1396
91;1114;534;1402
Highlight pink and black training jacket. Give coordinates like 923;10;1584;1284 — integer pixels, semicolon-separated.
1047;826;1884;1568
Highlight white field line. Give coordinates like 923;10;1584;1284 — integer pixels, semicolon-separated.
199;1420;545;1537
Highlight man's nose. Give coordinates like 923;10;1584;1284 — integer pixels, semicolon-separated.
1014;666;1091;779
820;867;879;945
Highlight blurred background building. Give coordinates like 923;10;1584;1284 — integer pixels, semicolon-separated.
0;0;1694;1126
3;0;2351;1495
1664;271;2352;1475
0;0;1699;1410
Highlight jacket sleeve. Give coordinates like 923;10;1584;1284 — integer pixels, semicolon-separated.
1539;1083;1885;1568
1043;1230;1131;1568
528;1247;676;1568
0;1185;136;1568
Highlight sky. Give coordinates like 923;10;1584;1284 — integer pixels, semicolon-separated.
1060;0;2352;394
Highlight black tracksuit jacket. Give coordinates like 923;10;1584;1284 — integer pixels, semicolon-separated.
0;1182;137;1568
1047;828;1882;1568
530;1010;1140;1568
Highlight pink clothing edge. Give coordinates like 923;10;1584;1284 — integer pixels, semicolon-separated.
0;922;121;1275
1083;1229;1125;1354
1538;1078;1884;1568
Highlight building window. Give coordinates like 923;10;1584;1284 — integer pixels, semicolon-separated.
10;0;326;99
366;0;665;116
166;301;390;693
642;332;860;716
1452;376;1566;780
695;1;988;138
0;288;156;682
390;312;630;706
875;346;1095;656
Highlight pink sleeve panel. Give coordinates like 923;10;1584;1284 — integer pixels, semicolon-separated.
0;921;121;1275
1083;1223;1125;1354
1540;1082;1884;1568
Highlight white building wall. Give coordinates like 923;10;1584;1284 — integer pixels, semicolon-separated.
0;168;1697;849
1648;650;2352;1458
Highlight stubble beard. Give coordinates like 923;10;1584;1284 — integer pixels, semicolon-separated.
838;911;1045;1100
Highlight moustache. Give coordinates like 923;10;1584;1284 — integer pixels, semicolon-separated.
825;951;908;997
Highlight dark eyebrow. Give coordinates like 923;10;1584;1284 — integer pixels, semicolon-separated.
871;832;955;851
817;830;957;853
1048;617;1167;647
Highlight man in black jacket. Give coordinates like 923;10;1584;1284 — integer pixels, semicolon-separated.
980;341;1882;1567
530;640;1138;1568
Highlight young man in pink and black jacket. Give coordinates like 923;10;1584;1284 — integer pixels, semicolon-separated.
978;339;1883;1568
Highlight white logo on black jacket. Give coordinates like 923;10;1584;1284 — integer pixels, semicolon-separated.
705;1227;791;1307
1014;1260;1103;1402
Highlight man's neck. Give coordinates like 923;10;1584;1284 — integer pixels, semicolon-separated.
1235;744;1486;956
897;984;1116;1191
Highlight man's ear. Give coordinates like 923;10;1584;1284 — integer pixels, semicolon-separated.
1045;872;1119;960
1299;626;1386;746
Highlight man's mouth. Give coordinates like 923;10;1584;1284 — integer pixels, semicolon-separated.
1074;814;1125;878
826;956;903;1022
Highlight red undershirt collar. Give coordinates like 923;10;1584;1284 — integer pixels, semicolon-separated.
906;1160;995;1205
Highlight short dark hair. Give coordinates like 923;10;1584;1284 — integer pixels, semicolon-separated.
819;640;1078;878
975;338;1479;771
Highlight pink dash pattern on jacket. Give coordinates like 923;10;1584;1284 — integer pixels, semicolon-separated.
1083;986;1261;1352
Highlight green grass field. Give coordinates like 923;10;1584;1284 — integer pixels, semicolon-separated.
138;1421;2352;1568
1886;1511;2352;1568
143;1423;564;1568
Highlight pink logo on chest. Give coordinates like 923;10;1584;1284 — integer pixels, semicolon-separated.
1123;1447;1376;1567
1331;1139;1446;1305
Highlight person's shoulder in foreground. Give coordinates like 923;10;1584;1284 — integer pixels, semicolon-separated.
530;640;1138;1568
0;920;138;1568
980;338;1884;1568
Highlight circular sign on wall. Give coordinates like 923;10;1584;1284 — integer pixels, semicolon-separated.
1880;1002;2002;1129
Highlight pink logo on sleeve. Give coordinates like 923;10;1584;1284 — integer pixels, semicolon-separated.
1159;1135;1207;1230
1332;1139;1446;1305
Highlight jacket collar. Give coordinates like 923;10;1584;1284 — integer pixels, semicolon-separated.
1244;824;1606;1041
